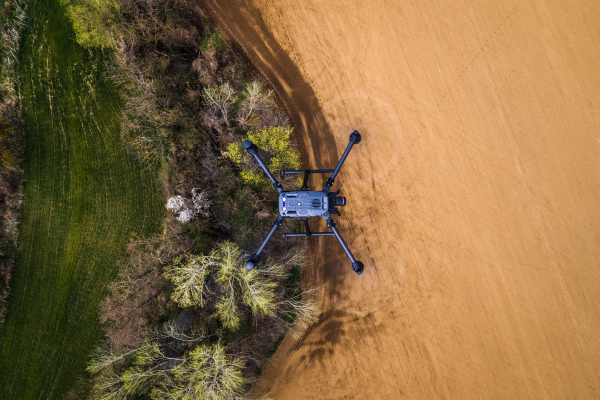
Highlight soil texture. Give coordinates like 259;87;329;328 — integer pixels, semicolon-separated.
200;0;600;398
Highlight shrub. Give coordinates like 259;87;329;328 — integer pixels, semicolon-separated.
166;188;212;224
228;126;300;190
100;230;183;350
60;0;126;49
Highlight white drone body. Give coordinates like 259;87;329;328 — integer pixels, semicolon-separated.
280;191;330;218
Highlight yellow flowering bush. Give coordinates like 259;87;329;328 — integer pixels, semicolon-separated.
228;126;301;189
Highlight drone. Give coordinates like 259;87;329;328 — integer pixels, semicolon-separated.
244;130;364;275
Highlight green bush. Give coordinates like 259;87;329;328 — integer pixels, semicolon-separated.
228;126;300;190
60;0;124;48
200;29;229;52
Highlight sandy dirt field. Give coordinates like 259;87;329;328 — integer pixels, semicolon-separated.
200;0;600;398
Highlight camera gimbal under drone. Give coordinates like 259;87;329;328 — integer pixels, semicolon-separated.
244;130;364;275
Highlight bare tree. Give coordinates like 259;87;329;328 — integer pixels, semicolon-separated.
88;339;179;399
278;290;320;339
204;82;235;126
170;343;248;400
236;81;273;129
92;371;128;400
164;241;282;330
164;254;218;308
152;320;207;343
87;341;140;374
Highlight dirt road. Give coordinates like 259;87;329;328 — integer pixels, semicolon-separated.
200;0;600;398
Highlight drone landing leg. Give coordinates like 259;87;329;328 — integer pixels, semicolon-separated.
324;130;361;191
282;218;335;237
280;169;335;190
302;171;309;190
304;218;311;236
325;217;364;275
246;216;284;270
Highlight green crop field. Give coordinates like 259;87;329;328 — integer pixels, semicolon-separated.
0;1;163;398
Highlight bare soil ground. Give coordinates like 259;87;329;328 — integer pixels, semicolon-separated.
200;0;600;398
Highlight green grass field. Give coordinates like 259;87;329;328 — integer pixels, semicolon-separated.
0;1;163;398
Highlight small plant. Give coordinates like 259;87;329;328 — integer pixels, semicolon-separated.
200;29;229;52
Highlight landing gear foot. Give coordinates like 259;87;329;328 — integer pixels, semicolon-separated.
350;130;362;144
246;254;259;270
352;261;364;275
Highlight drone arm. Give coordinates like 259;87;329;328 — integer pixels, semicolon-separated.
325;217;364;275
244;141;283;193
324;130;361;191
246;216;284;269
